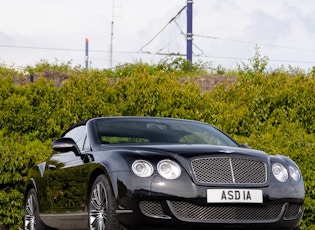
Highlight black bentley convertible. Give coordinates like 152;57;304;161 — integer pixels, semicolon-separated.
24;116;304;229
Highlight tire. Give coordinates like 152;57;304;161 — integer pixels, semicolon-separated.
24;188;45;230
88;174;125;230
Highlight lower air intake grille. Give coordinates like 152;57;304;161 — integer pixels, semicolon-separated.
168;201;284;223
285;203;303;220
139;201;171;219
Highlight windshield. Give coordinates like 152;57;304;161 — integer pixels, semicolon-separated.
94;117;239;147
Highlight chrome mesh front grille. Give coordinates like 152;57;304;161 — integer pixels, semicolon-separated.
191;157;266;184
168;201;284;223
139;201;171;219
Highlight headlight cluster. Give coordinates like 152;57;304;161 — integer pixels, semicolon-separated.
157;160;181;179
132;160;154;178
132;159;181;179
272;163;301;182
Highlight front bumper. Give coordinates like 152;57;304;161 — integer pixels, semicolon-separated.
110;171;304;229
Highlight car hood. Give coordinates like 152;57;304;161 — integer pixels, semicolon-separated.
100;144;268;160
95;144;271;179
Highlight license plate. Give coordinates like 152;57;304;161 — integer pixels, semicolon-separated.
207;189;263;203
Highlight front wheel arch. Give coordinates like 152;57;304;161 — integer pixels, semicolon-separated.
24;179;37;199
88;174;124;230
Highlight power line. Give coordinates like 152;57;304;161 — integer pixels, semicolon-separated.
1;38;314;67
138;4;187;53
134;3;315;66
0;44;158;56
0;44;84;52
194;34;315;53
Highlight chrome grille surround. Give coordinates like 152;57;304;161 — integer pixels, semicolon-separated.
191;157;267;184
167;201;285;223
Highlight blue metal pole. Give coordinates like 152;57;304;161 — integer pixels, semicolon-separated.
85;38;89;69
187;0;193;62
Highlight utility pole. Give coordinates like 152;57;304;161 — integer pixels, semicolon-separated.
85;38;89;69
186;0;193;62
110;0;115;68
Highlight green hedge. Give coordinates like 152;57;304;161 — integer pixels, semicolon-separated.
0;59;314;229
0;132;51;228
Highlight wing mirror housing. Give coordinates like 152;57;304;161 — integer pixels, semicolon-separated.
52;137;81;156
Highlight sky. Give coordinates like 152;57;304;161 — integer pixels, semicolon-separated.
1;0;315;71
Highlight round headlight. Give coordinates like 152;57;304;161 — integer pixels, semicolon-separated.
157;160;181;180
272;163;288;182
132;160;153;177
289;165;301;182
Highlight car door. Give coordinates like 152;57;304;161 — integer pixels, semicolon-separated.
46;125;89;213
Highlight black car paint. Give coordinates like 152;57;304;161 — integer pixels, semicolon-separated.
24;117;305;229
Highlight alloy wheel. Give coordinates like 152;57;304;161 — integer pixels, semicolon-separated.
24;193;36;230
89;181;108;230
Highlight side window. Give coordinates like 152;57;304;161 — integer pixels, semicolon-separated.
64;125;87;151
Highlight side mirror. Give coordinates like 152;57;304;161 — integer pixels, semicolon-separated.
52;137;81;156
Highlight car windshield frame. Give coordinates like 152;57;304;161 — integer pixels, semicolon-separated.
93;117;239;147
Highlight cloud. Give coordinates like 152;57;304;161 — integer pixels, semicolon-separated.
1;0;315;70
244;10;290;43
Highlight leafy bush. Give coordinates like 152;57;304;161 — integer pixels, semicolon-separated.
0;132;51;228
0;58;314;229
201;64;315;229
